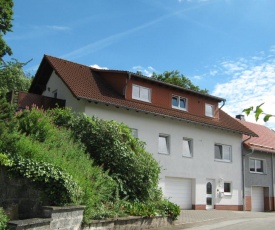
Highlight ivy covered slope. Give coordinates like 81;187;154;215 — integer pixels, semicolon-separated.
0;100;180;222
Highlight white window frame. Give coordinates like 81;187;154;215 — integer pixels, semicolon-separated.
224;182;232;196
205;103;214;117
158;134;170;155
182;138;193;157
132;84;151;102
172;95;188;111
249;158;265;174
131;128;138;138
214;144;232;162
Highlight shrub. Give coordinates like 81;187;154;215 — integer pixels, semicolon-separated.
0;106;118;222
66;114;161;202
0;207;8;230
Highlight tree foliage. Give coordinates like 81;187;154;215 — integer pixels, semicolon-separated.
0;0;13;58
152;70;208;94
0;59;32;96
243;103;274;122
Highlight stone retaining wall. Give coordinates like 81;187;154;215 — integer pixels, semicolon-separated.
7;206;173;230
0;166;46;219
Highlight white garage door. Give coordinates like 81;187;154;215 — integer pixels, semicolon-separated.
252;186;264;212
165;177;192;209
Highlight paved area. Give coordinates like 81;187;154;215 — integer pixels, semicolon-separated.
152;210;275;229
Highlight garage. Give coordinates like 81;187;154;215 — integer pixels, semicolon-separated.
252;186;264;212
164;177;192;209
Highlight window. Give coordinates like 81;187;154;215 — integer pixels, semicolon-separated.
249;158;264;173
224;182;232;195
52;90;57;98
215;144;231;162
132;84;151;102
131;128;138;138
158;134;169;154
182;138;192;157
205;104;214;117
172;95;187;110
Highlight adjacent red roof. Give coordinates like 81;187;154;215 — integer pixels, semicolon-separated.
238;120;275;153
29;55;257;137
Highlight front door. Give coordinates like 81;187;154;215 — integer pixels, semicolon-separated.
206;180;214;210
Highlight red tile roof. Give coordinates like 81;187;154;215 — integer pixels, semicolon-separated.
238;119;275;153
29;55;257;137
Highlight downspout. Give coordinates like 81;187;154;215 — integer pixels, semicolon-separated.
272;153;274;210
241;136;253;211
219;99;226;110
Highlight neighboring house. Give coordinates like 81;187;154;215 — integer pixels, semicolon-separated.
236;116;275;212
26;55;257;211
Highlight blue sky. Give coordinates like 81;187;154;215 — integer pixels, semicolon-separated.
4;0;275;128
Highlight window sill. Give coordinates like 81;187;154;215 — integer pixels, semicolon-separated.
158;152;170;155
132;97;151;103
182;155;193;158
172;106;187;111
249;171;265;175
224;192;232;196
215;159;232;163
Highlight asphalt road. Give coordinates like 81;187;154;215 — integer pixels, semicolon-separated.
185;216;275;230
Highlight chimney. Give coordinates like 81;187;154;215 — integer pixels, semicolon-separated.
236;114;245;121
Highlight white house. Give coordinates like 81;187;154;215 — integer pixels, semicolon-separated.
27;55;256;210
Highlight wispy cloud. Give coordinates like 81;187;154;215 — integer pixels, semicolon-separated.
132;66;156;77
6;24;71;40
211;48;275;128
46;25;71;31
90;64;108;70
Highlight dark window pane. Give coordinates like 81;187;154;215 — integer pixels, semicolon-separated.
224;183;231;193
172;97;178;107
206;182;212;194
249;159;255;172
215;145;222;159
180;98;186;108
256;160;263;172
206;197;212;205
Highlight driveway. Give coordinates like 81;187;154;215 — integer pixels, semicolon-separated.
152;210;275;229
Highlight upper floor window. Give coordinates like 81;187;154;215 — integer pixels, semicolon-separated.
215;144;231;162
182;138;192;157
249;158;264;173
172;95;187;111
158;134;170;155
132;84;151;102
205;104;214;117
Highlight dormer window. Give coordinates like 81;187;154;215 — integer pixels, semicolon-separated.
132;84;151;102
205;103;214;117
172;95;187;111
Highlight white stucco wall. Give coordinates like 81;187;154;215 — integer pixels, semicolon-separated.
84;102;243;207
42;71;85;113
42;72;244;208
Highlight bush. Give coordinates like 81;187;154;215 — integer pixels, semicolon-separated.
59;113;161;202
0;106;118;222
0;207;8;230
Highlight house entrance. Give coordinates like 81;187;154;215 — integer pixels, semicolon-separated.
206;180;215;209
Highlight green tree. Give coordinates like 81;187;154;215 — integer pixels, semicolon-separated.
0;0;13;58
152;70;208;94
0;59;32;96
